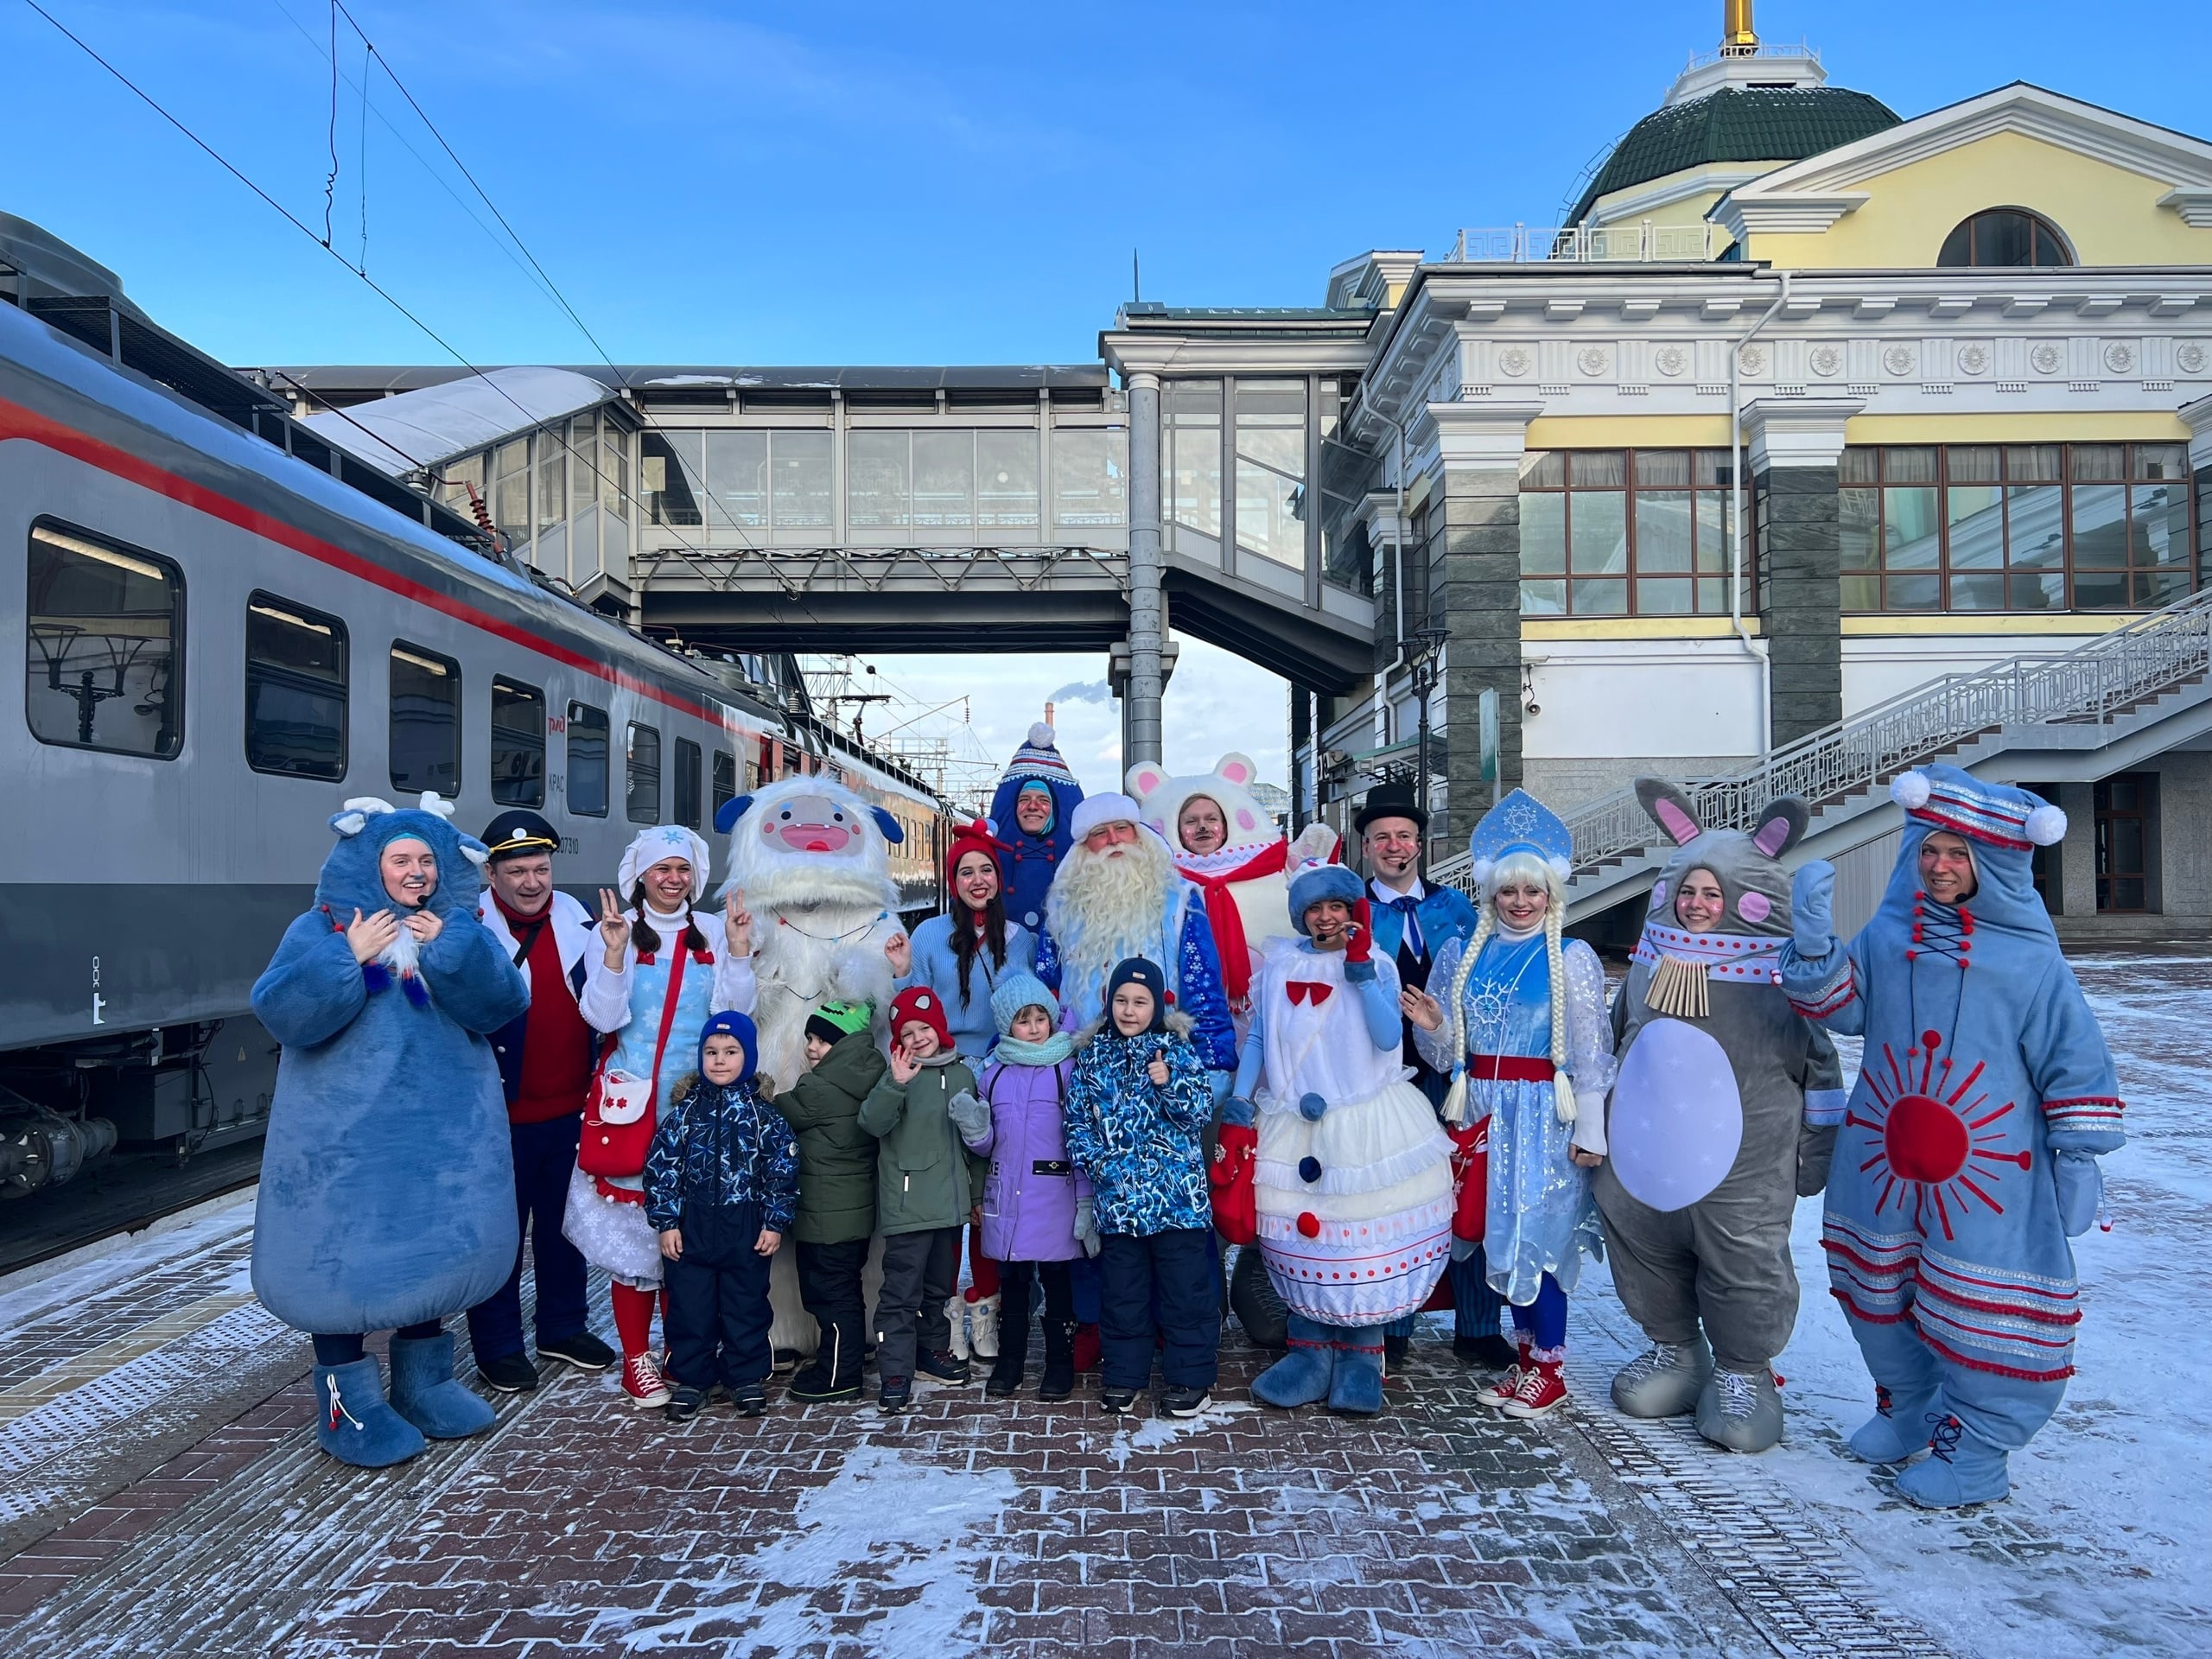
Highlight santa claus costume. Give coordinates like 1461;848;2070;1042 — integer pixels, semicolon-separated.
1230;863;1453;1416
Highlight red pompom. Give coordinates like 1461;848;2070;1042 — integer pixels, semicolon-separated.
1295;1211;1321;1238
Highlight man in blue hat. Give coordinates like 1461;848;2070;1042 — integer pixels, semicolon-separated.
466;808;618;1391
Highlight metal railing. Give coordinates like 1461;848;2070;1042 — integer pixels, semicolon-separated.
1681;39;1821;73
1447;223;1718;264
1433;587;2212;892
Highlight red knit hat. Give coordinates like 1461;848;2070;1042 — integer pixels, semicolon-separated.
944;817;1011;891
890;986;953;1050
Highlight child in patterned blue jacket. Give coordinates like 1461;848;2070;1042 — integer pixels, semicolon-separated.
1063;957;1220;1420
646;1010;798;1421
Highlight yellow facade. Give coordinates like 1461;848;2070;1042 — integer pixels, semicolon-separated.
1748;128;2212;268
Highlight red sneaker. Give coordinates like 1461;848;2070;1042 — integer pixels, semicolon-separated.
1500;1357;1567;1418
1475;1339;1530;1408
622;1350;671;1408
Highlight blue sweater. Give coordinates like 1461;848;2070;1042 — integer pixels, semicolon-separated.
896;914;1038;1058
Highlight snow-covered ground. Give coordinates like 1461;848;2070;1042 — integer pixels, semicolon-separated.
1580;951;2210;1657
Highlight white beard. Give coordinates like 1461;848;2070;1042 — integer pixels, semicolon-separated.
1046;834;1180;994
733;859;900;1098
377;921;422;978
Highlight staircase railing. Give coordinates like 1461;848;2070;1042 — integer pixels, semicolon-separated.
1431;587;2212;893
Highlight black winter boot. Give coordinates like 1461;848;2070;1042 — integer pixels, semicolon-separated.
1038;1319;1077;1402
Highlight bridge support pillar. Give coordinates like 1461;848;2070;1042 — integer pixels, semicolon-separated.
1122;372;1166;765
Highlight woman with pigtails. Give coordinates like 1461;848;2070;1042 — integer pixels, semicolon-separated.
1403;790;1613;1417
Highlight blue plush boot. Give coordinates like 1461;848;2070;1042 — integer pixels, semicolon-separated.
314;1357;427;1468
1252;1315;1337;1408
1894;1412;2012;1508
1847;1383;1940;1465
1325;1326;1385;1417
388;1332;498;1440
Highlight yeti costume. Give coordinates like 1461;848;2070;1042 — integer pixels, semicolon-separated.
1126;753;1338;1011
251;793;528;1465
1781;765;2123;1508
715;776;908;1357
1594;782;1846;1452
989;722;1084;935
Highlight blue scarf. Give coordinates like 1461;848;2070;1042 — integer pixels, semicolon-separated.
993;1031;1074;1066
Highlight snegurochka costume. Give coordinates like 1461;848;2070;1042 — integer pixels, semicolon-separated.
1414;790;1613;1419
1231;862;1453;1416
1596;782;1845;1453
251;793;528;1468
1781;765;2122;1508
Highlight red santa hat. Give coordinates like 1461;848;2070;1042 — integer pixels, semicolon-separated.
944;817;1012;891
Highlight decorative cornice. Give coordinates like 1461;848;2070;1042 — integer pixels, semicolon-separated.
1713;193;1869;239
1742;397;1866;471
1411;401;1544;472
2158;188;2212;228
2181;392;2212;468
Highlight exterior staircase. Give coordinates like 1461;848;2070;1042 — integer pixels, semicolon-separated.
1430;588;2212;924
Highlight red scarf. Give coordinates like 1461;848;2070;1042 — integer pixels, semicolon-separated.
1177;840;1289;1003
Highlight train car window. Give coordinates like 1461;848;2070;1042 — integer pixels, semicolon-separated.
712;748;737;818
626;723;661;823
245;592;346;779
567;702;610;816
491;678;547;807
389;643;461;797
673;737;702;830
27;521;183;759
779;742;799;778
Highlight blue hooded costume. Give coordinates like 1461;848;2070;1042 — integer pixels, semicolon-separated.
989;721;1084;935
1781;765;2123;1508
250;794;529;1466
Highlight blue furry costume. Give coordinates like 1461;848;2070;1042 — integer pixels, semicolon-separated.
989;721;1085;935
1782;766;2123;1507
251;795;529;1467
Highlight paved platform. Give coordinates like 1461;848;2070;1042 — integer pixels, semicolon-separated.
0;952;2199;1657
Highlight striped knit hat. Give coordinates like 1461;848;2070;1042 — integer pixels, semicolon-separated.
1000;721;1076;788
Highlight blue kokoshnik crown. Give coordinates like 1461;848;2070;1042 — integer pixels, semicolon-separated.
1466;788;1573;887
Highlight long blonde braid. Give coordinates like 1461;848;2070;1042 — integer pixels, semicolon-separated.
1544;893;1576;1126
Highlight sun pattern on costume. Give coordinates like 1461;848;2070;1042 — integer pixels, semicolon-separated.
1847;1030;2030;1242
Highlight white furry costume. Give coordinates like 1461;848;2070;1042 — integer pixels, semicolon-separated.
1127;753;1337;1013
715;776;907;1355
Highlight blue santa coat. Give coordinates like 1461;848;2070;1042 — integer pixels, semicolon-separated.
1781;767;2123;1382
989;771;1084;934
250;805;530;1336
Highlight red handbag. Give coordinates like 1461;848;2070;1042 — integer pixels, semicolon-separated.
1210;1121;1258;1245
578;943;692;1180
1446;1117;1490;1243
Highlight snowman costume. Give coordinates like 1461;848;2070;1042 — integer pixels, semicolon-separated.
1595;782;1845;1452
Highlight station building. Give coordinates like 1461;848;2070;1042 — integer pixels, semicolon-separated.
270;4;2212;939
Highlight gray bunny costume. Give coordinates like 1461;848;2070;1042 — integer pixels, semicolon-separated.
1594;782;1845;1452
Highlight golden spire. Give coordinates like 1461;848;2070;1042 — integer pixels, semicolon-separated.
1723;0;1758;54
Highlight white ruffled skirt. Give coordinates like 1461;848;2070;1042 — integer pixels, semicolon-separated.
562;1164;663;1291
1255;1077;1452;1326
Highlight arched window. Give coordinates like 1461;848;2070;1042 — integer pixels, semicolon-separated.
1938;209;2073;268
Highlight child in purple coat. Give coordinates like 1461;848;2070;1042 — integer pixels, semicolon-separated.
950;972;1094;1400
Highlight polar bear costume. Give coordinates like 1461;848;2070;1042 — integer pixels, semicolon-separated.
1126;753;1338;1014
715;775;909;1356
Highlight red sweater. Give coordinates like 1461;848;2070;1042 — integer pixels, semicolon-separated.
497;893;597;1123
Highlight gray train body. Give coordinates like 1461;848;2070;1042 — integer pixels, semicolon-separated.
0;294;945;1185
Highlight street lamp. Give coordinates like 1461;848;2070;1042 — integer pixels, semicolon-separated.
1408;625;1450;830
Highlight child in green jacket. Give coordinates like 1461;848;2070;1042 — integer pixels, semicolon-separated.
772;1000;884;1403
859;986;987;1410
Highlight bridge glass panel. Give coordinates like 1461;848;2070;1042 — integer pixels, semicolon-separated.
389;643;461;798
645;431;706;527
494;439;531;550
913;431;975;530
1234;379;1306;568
567;702;610;817
978;431;1040;530
705;430;768;530
849;431;912;532
772;431;834;529
1053;429;1126;532
537;437;565;533
1166;380;1223;543
245;593;346;780
491;677;547;807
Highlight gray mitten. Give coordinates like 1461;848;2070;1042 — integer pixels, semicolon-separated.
1791;860;1838;959
2053;1149;2102;1237
1073;1194;1101;1258
947;1089;991;1146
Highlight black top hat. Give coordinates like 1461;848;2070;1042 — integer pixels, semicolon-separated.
1352;780;1427;835
481;809;561;860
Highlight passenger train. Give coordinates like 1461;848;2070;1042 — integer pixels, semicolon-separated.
0;220;950;1206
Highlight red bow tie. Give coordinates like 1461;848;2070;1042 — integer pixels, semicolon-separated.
1287;981;1334;1007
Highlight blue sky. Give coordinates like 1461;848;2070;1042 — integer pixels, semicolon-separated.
6;1;2206;795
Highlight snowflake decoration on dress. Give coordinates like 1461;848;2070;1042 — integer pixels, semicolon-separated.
1849;1031;2029;1243
2103;341;2137;375
1808;345;1841;378
2179;341;2208;375
1655;345;1687;378
1883;345;1916;378
1955;343;1989;375
1499;347;1531;378
2031;343;2064;375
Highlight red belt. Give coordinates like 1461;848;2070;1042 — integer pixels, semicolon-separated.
1469;1054;1554;1083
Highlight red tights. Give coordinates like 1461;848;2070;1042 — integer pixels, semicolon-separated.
611;1283;670;1357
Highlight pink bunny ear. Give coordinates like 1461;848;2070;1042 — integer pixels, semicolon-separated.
1216;752;1258;787
1653;798;1701;845
1751;817;1793;856
1126;763;1168;798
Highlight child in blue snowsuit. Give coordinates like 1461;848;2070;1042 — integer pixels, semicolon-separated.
1782;766;2124;1508
645;1011;799;1420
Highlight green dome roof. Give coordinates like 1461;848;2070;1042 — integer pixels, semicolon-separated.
1570;86;1900;226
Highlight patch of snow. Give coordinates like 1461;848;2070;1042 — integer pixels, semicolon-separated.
1103;1398;1254;1468
0;1192;255;1327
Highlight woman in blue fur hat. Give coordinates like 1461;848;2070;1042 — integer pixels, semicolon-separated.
251;793;530;1468
1782;765;2123;1508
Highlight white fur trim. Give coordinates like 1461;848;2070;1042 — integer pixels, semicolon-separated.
1891;771;1931;810
2024;804;2069;847
1547;855;1573;880
1069;792;1142;842
1027;721;1056;747
416;791;457;819
331;810;370;837
458;841;491;868
1469;857;1495;887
